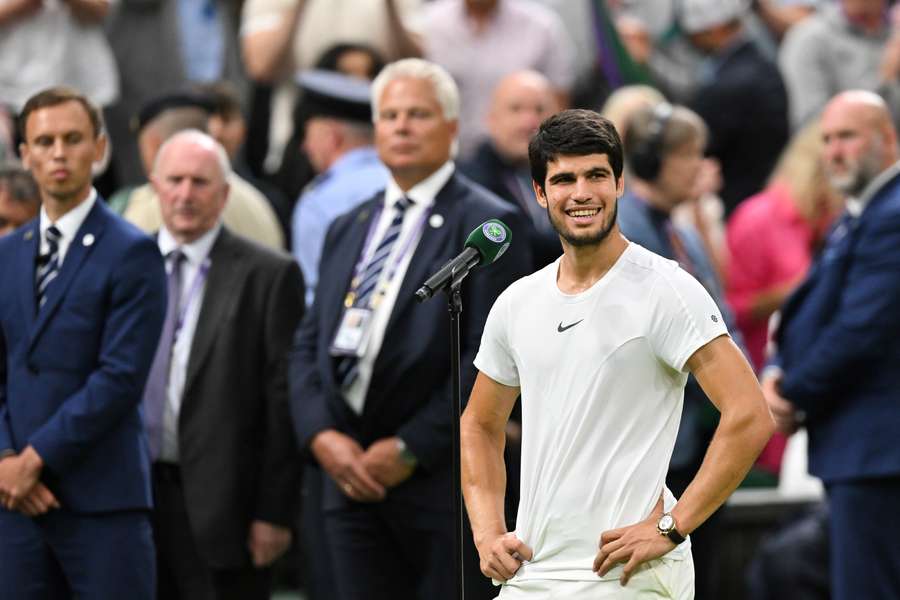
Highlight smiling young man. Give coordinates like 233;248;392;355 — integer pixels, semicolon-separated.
461;109;774;599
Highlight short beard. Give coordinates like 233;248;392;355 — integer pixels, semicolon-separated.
547;201;618;247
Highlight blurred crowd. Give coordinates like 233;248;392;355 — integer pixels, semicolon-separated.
2;1;900;600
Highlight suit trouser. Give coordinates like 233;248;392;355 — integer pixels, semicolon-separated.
827;477;900;600
152;463;271;600
324;499;457;600
0;505;155;599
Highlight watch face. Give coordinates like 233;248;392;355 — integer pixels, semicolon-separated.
658;514;675;531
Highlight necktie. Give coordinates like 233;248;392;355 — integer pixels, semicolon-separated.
35;225;62;309
142;249;186;461
336;197;412;390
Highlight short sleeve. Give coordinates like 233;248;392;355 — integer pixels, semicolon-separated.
648;267;729;372
473;291;520;387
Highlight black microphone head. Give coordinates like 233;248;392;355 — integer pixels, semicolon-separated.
464;219;511;267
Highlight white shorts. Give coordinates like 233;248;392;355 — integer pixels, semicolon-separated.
495;557;695;599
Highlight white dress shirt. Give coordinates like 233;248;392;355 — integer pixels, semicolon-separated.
344;161;454;414
156;223;221;461
39;188;97;264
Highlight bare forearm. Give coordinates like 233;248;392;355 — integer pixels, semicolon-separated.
671;407;773;534
748;282;795;321
242;3;304;82
461;420;508;547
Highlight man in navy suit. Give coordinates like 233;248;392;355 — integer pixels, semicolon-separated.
0;87;166;599
290;58;531;600
764;90;900;600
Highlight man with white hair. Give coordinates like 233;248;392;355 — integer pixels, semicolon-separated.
146;130;303;600
289;58;531;600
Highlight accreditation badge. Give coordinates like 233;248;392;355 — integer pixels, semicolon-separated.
330;307;375;357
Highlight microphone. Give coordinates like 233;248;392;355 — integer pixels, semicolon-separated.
415;219;512;301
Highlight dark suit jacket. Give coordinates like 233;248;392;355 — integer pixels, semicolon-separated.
775;169;900;482
173;227;303;569
689;38;789;215
290;171;532;512
0;200;166;512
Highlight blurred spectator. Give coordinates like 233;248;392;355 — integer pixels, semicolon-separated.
745;0;819;58
680;0;790;217
272;43;386;209
197;80;292;238
619;102;744;600
417;0;575;158
292;70;387;307
727;121;841;485
104;0;248;187
461;70;560;270
240;0;421;173
780;0;900;131
0;106;14;162
144;130;302;600
0;163;40;235
763;90;900;600
118;93;284;249
727;121;840;373
0;0;118;112
599;84;666;158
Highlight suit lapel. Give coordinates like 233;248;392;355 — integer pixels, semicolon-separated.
29;202;106;351
183;229;242;395
16;221;40;333
383;176;457;334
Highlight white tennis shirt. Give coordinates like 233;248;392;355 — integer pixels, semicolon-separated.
474;242;728;582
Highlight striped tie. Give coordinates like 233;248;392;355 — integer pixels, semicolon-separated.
336;197;412;390
36;225;62;309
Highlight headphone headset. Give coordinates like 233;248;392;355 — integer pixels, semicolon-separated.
628;102;674;181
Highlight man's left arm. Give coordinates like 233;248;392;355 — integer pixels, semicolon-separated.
26;238;167;477
779;213;900;413
595;335;774;585
250;259;305;566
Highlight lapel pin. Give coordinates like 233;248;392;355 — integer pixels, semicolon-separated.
83;233;95;247
24;230;34;241
429;214;444;229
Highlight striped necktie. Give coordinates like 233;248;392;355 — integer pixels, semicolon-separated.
36;225;62;310
336;197;413;390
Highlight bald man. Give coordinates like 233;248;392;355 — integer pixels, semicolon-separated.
146;130;303;600
461;70;561;269
763;90;900;600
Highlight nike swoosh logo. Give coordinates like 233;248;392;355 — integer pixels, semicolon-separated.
557;319;584;333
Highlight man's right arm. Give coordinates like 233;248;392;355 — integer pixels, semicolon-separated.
0;322;12;456
461;371;532;582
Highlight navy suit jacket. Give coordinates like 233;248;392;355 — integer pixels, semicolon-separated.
290;171;532;512
0;200;166;513
775;169;900;482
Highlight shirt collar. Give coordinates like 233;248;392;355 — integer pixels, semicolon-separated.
158;222;222;266
383;160;455;210
40;187;97;240
846;161;900;217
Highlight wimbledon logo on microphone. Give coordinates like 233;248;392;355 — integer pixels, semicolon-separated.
483;222;507;243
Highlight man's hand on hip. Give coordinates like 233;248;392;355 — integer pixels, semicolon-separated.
310;429;385;502
594;494;674;586
476;531;533;582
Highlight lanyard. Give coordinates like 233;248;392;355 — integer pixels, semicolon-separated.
347;202;432;307
174;258;211;338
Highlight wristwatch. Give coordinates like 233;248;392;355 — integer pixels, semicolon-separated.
396;438;418;468
657;512;686;545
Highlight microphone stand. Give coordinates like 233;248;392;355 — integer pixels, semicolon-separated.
446;263;470;600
